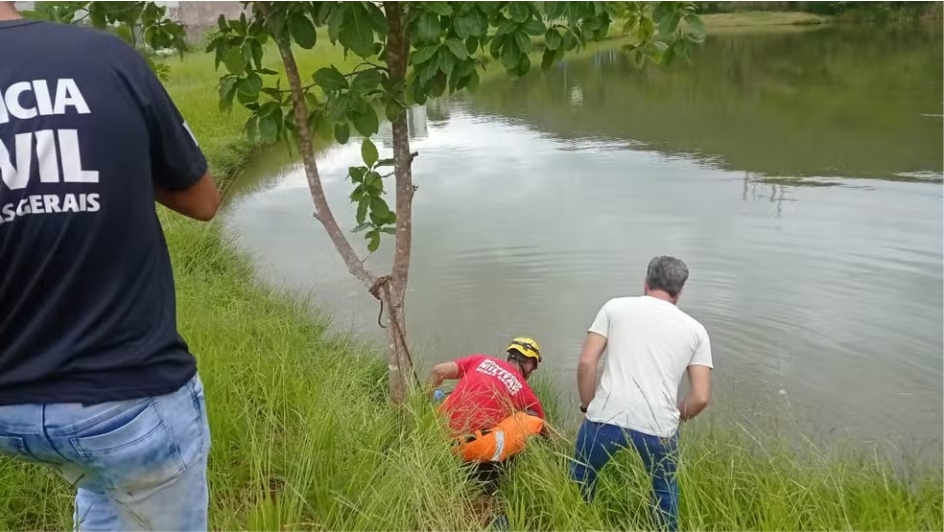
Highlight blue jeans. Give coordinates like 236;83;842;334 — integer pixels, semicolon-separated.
570;420;680;531
0;374;210;531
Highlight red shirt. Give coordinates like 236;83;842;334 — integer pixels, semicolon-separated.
440;354;545;435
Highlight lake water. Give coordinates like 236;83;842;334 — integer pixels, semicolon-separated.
221;25;943;458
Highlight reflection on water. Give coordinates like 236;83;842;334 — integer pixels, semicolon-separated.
470;25;943;182
221;25;943;460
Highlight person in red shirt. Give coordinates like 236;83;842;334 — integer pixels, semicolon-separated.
427;337;547;500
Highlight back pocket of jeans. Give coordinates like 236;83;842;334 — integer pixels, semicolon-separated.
0;435;27;458
70;400;185;492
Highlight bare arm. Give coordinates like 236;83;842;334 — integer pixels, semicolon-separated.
577;332;607;409
678;365;711;422
427;361;460;398
155;171;221;222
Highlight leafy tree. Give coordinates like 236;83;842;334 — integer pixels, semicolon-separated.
36;1;705;403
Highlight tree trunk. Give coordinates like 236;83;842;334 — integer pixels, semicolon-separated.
262;1;416;404
383;1;417;403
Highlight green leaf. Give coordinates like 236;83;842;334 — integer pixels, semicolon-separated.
352;107;379;137
328;2;344;43
445;38;470;60
489;33;505;59
243;72;263;95
224;47;244;76
454;59;476;78
541;47;556;71
327;94;352;121
315;113;334;141
685;13;706;39
546;2;565;19
245;115;257;143
501;40;521;70
258;68;279;76
381;227;397;235
416;11;441;44
365;171;382;192
339;2;376;57
411;81;428;105
349;166;368;182
289;13;316;49
466;69;480;92
639;16;655;41
454;14;474;39
508;2;530;23
466;36;479;55
429;71;447;97
385;100;402;122
420;59;440;82
478;2;500;18
425;2;453;16
439;46;457;75
545;28;562;50
663;44;677;66
313;67;349;91
361;138;379;167
563;29;578;51
352;69;382;92
371;197;391;218
356;198;368;224
523;18;546;36
235;81;257;106
365;2;388;36
658;13;681;37
334;122;351;144
367;231;381;253
346;184;364;202
259;113;278;142
515;52;531;76
411;45;440;65
514;30;532;53
250;40;264;69
218;77;237;112
352;222;371;233
496;19;518;36
375;158;395;167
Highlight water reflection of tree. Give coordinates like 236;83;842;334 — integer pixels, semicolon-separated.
743;171;795;218
469;26;943;181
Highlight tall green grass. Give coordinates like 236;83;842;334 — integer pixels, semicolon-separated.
0;33;940;532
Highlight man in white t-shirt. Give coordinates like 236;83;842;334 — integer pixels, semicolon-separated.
570;256;713;532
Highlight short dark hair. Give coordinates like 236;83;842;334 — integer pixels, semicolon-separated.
646;256;689;297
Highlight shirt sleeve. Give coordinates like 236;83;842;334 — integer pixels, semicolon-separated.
453;355;480;377
122;44;208;191
690;325;714;368
588;300;610;338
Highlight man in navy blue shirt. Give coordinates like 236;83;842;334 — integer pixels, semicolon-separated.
0;2;220;529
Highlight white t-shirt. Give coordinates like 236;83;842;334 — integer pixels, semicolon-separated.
585;295;713;438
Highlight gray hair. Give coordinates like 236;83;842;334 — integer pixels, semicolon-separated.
646;256;689;297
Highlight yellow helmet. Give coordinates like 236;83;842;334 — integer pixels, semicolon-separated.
507;337;541;363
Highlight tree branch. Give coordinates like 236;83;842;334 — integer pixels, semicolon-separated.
260;2;375;288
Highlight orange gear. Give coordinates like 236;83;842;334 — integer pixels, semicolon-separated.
453;411;544;462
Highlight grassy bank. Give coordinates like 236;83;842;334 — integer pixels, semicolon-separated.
1;22;942;532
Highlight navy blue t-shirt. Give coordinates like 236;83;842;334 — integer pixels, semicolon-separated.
0;19;207;404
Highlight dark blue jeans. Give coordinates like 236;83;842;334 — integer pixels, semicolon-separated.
570;420;680;531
